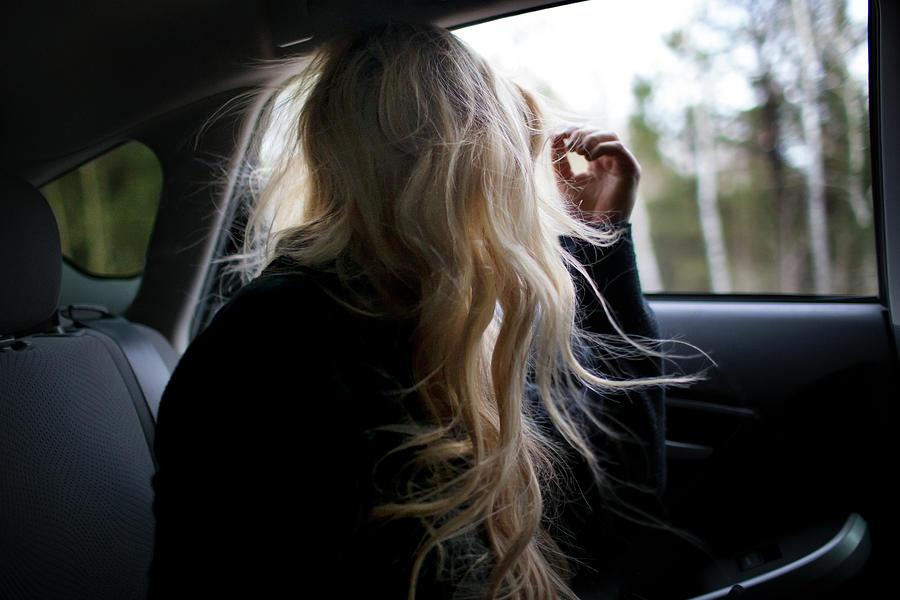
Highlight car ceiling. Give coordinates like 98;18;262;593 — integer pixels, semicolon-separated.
1;0;576;185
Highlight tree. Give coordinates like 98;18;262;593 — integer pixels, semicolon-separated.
666;31;733;292
791;0;832;293
628;78;708;292
636;0;872;294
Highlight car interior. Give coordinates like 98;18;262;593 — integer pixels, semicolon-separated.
1;1;896;598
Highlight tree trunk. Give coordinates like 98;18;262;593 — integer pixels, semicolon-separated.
821;0;871;227
630;195;663;292
792;0;832;293
693;104;731;293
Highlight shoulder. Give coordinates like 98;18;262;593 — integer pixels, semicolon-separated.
154;261;361;463
208;259;344;336
158;262;348;418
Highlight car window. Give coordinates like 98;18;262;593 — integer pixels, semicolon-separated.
456;0;873;296
41;141;162;278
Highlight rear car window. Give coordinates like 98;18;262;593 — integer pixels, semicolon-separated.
41;141;161;278
456;0;873;295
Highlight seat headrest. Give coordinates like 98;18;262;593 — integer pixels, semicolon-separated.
0;175;62;336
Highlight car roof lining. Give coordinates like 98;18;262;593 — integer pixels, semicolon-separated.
2;0;580;185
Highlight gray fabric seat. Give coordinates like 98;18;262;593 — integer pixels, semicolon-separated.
0;176;173;599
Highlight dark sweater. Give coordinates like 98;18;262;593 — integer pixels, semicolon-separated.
148;227;664;599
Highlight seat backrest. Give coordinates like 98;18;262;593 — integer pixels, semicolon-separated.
0;175;173;599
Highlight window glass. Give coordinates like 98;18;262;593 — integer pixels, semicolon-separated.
456;0;874;295
41;141;162;277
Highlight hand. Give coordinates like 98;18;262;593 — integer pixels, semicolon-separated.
551;128;641;224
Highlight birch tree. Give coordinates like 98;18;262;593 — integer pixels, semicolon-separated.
668;32;732;292
820;0;871;227
792;0;832;293
744;1;805;292
691;102;732;292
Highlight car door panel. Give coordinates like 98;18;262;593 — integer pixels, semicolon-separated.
643;299;893;598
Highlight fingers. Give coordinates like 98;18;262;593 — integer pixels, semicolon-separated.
558;128;640;178
561;128;619;158
552;127;641;224
585;142;641;179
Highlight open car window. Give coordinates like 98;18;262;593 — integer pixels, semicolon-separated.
456;0;873;296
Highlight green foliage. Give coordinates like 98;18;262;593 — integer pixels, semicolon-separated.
633;0;874;295
41;142;161;277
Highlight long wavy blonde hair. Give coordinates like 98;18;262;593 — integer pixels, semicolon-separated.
237;22;672;600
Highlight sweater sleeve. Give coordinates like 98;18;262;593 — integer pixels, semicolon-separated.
560;224;667;495
562;225;666;494
546;226;668;594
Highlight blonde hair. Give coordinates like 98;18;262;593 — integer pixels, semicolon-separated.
237;22;675;599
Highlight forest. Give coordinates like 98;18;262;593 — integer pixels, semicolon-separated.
462;0;873;295
629;0;873;295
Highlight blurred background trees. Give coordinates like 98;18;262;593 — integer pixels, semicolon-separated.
41;142;161;277
626;0;873;294
461;0;872;295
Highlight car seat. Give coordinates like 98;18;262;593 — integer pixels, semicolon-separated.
0;175;174;599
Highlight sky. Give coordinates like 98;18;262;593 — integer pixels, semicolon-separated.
455;0;869;135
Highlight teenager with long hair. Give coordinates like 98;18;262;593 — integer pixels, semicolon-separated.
149;22;680;600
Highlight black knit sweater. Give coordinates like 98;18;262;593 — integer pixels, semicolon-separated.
148;227;664;599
